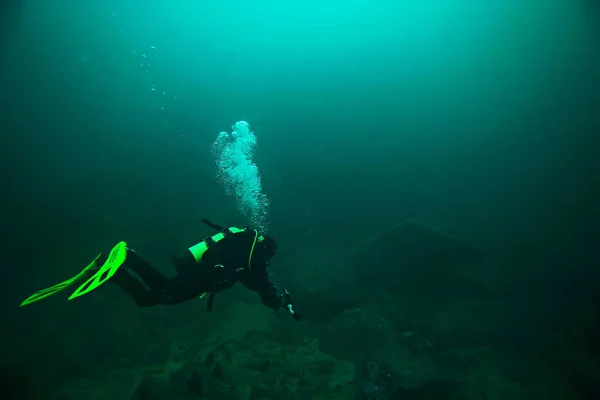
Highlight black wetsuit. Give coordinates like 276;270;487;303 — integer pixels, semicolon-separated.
108;228;296;318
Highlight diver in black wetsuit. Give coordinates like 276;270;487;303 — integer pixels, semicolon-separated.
108;219;300;320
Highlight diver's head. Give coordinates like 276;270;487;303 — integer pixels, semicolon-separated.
260;235;277;263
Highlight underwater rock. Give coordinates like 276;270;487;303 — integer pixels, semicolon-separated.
186;370;204;397
142;343;169;365
276;246;365;322
211;363;224;379
131;365;207;400
357;359;461;400
249;386;274;400
319;308;396;360
249;385;300;400
290;281;364;323
352;220;483;297
357;360;400;400
0;364;40;400
396;380;462;400
423;299;499;348
131;379;170;400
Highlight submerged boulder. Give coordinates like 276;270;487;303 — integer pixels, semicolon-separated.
352;220;483;297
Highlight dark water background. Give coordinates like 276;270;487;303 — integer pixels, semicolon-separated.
0;0;598;398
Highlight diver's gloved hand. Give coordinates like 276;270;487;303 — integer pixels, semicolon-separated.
278;289;301;321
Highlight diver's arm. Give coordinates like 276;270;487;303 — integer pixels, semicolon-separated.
201;218;225;231
257;280;281;310
256;279;301;321
258;282;281;311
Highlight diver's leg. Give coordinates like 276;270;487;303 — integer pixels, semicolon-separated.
110;268;162;307
101;248;173;306
117;249;201;305
122;249;170;292
162;270;213;304
126;249;217;300
69;245;179;305
110;248;211;306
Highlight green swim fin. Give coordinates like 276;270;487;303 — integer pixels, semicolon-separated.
20;253;103;307
69;241;128;300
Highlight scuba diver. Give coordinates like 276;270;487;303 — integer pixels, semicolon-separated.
20;219;300;321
